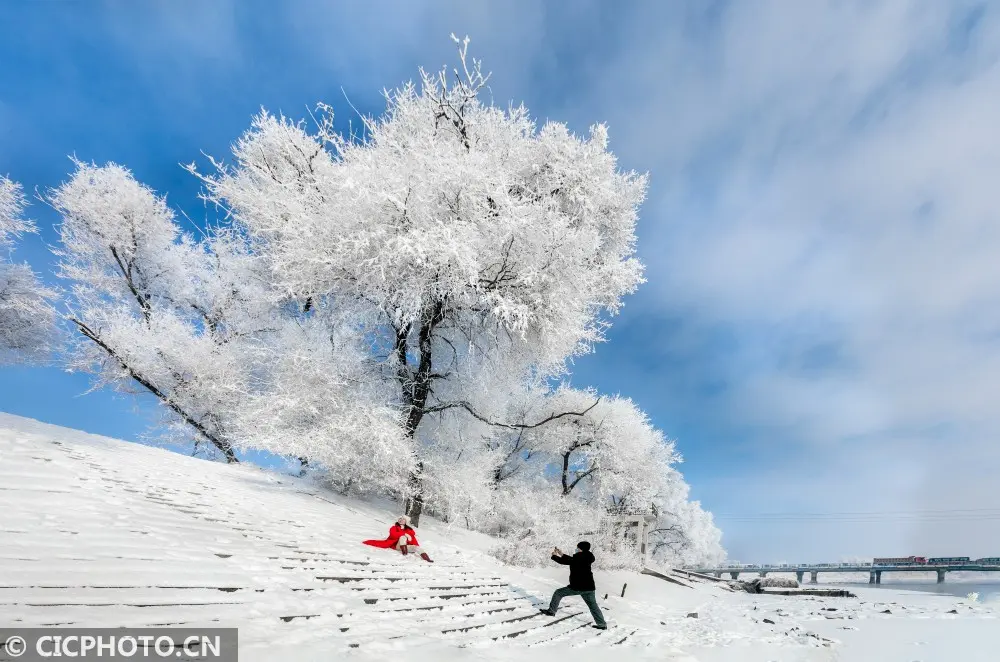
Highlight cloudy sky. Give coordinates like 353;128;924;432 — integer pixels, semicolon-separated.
2;0;999;562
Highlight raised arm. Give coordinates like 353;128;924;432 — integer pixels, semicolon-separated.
551;553;572;565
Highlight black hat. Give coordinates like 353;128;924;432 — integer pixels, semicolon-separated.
577;541;591;552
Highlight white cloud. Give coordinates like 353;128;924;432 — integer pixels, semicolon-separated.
536;0;1000;558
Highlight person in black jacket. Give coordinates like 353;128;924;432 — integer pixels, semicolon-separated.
539;541;607;629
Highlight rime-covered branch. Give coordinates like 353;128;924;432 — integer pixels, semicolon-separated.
70;317;238;463
425;397;601;430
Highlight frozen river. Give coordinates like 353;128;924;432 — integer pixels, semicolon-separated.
831;579;1000;601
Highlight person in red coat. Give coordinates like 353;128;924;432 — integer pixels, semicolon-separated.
363;516;433;562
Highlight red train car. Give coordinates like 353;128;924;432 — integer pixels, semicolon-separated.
872;556;927;565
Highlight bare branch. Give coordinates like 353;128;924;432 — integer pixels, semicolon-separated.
425;396;601;430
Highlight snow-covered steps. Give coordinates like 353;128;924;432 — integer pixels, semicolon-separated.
0;415;626;656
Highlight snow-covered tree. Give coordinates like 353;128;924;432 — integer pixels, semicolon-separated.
0;176;56;365
649;494;726;567
229;308;412;490
49;162;407;474
47;39;725;564
189;38;647;524
508;387;675;505
413;380;723;567
50;162;243;462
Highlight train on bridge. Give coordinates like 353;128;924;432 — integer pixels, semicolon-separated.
872;556;1000;566
717;557;1000;568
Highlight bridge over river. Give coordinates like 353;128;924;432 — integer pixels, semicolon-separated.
684;562;1000;584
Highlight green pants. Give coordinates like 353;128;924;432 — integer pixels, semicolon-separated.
547;586;606;627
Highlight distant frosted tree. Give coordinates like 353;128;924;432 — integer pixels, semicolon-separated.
649;497;726;567
423;381;724;567
189;38;647;524
0;176;56;365
545;389;672;501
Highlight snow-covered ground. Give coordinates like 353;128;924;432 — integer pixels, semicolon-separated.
1;413;996;661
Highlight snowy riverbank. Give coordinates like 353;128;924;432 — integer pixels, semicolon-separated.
1;413;995;662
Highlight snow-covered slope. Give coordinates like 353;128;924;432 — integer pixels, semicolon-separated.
0;414;678;660
4;413;996;662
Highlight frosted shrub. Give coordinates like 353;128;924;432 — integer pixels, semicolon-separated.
590;529;644;572
418;440;497;527
489;495;601;567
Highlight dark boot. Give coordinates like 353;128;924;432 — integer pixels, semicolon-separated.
400;546;408;555
539;609;555;616
420;552;433;563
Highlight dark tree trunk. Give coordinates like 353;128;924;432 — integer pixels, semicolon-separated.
396;301;445;528
404;498;424;526
561;450;571;495
404;462;425;526
560;439;597;496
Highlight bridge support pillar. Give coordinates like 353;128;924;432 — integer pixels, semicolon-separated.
796;571;804;583
875;571;881;584
730;572;739;580
809;571;818;584
937;569;946;584
759;571;767;578
714;572;723;578
869;571;875;584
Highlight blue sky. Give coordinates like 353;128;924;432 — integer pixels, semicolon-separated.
3;0;1000;562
